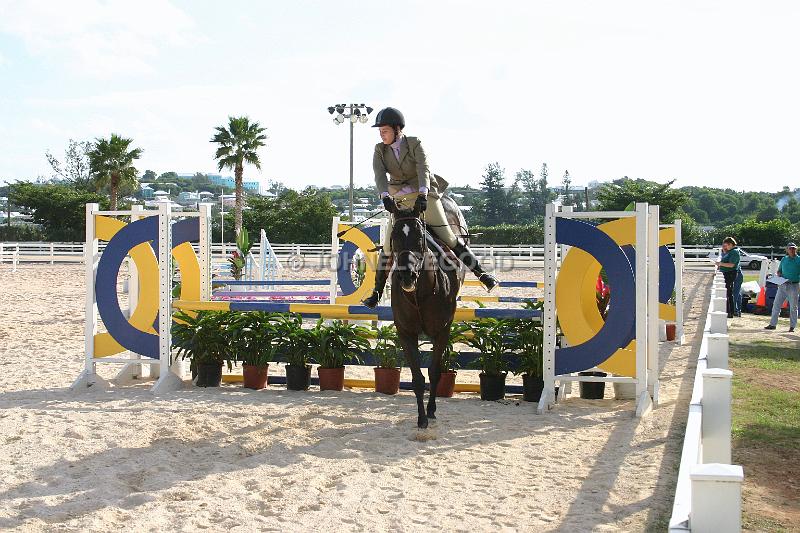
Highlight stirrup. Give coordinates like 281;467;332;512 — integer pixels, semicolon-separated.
362;290;382;309
479;273;499;293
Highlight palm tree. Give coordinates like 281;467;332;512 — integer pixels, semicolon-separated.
210;116;267;236
87;134;143;210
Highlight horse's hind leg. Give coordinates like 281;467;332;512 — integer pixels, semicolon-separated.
398;328;427;429
427;326;449;420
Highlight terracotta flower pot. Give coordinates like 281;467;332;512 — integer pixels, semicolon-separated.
435;371;457;398
666;323;677;341
242;364;269;390
317;366;345;391
374;367;401;395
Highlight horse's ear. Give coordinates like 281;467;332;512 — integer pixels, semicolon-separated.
387;197;399;215
412;202;421;218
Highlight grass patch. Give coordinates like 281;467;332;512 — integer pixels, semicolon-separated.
728;340;800;372
731;376;800;446
729;338;800;528
742;273;759;283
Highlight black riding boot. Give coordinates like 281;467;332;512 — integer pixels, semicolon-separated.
451;242;499;292
362;252;390;308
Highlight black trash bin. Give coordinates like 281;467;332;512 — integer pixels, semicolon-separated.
578;371;606;399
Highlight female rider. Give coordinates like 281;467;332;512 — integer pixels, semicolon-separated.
362;107;499;308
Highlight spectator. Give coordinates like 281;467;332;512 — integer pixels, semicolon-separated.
765;242;800;332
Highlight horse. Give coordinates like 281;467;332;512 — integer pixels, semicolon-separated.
385;197;466;429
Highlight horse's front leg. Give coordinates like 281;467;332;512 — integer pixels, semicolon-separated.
427;325;450;420
397;327;427;429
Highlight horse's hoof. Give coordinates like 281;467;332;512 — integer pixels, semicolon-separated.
417;416;429;429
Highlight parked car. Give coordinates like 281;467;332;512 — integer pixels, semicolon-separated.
707;248;768;270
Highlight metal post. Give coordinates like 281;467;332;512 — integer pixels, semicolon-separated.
349;116;354;222
538;203;557;414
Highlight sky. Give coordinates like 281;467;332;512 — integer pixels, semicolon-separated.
0;0;798;192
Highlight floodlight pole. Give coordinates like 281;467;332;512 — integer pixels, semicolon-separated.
349;118;354;221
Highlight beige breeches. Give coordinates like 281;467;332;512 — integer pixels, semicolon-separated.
381;192;458;253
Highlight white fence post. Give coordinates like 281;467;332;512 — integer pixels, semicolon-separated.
706;333;729;369
711;296;727;313
709;311;728;333
690;463;743;532
701;368;733;464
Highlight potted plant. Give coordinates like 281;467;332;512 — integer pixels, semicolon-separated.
372;324;401;395
508;313;545;402
172;310;233;387
464;318;510;401
274;313;314;391
230;312;278;390
311;319;371;391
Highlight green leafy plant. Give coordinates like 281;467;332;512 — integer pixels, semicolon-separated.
273;313;314;367
372;324;400;369
508;316;544;378
462;318;511;376
228;311;280;367
311;319;371;369
172;310;234;370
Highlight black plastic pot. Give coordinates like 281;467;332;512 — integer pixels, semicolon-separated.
479;372;507;401
522;374;544;402
578;371;606;399
195;362;223;387
286;364;311;391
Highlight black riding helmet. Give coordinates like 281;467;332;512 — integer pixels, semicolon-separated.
372;107;405;129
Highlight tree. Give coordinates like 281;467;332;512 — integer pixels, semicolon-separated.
595;177;688;222
87;134;143;210
238;188;337;244
561;170;572;206
142;170;157;181
9;182;107;241
46;140;93;191
471;162;508;226
516;166;555;222
211;116;268;236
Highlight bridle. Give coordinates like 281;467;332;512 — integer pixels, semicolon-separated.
390;211;439;315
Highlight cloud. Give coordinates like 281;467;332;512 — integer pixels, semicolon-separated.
0;0;194;76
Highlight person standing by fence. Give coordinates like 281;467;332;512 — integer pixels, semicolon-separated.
716;237;743;318
765;242;800;332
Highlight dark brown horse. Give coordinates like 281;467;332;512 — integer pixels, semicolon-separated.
386;199;465;429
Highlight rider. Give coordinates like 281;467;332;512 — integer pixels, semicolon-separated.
362;107;500;308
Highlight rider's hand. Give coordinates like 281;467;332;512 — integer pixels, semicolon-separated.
382;196;395;212
415;194;428;212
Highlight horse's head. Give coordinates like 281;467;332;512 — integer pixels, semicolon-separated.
386;199;425;293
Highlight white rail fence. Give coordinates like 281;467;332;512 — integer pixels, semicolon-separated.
1;241;714;270
669;271;743;532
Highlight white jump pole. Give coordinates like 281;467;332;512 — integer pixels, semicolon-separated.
330;216;340;303
647;205;660;406
71;203;109;391
152;201;183;394
538;202;558;414
115;204;146;383
674;219;685;344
